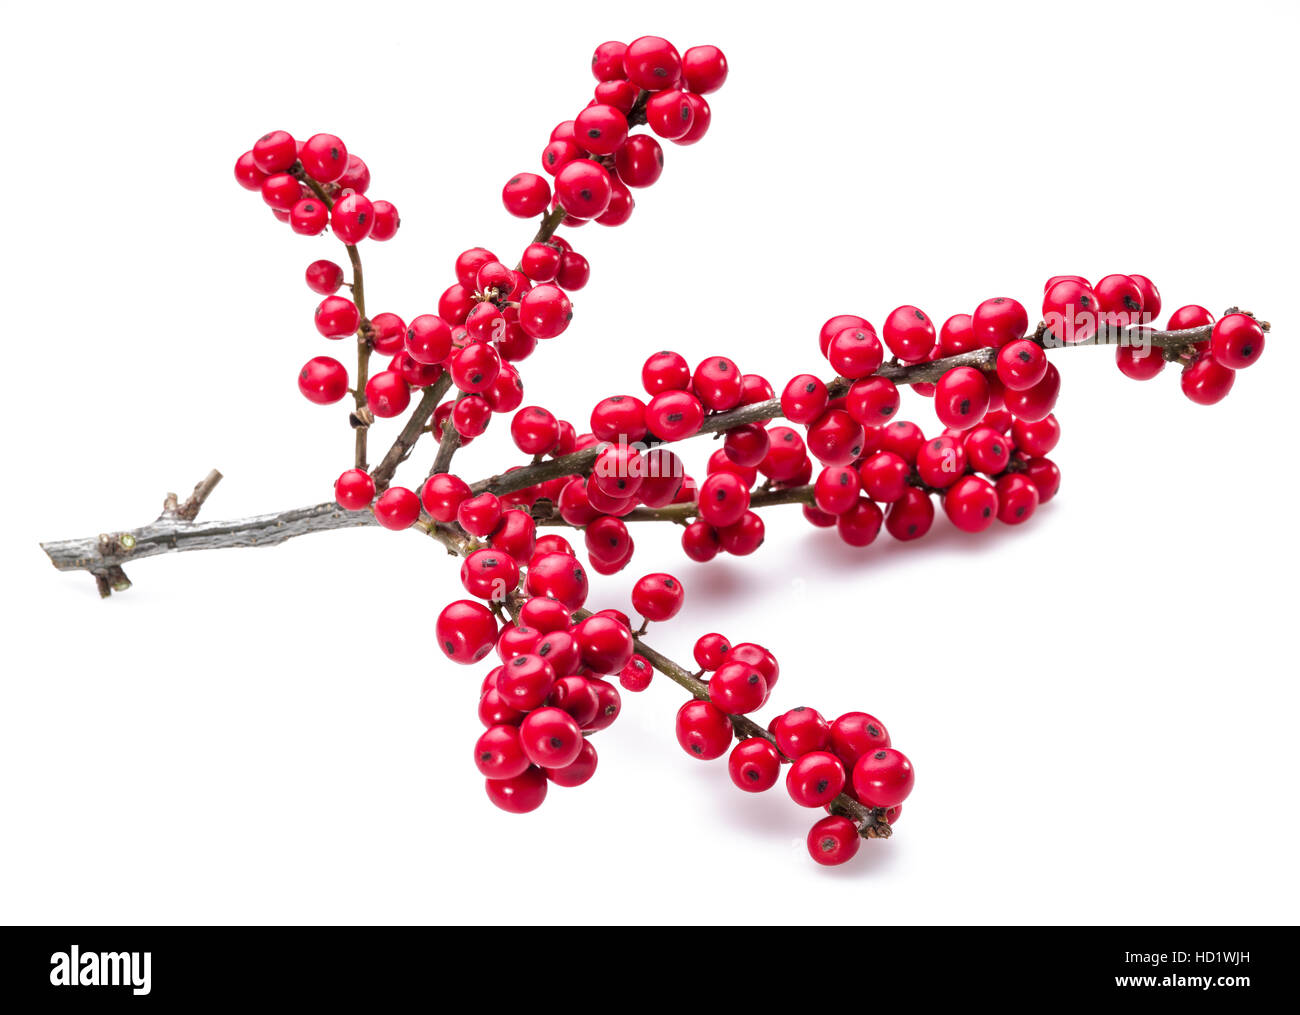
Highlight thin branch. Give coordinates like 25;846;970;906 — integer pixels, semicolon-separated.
372;375;452;491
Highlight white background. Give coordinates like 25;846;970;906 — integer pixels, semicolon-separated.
2;0;1296;925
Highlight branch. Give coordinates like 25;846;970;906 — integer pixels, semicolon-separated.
469;319;1228;498
372;375;451;491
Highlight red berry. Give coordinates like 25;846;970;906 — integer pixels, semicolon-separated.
334;468;375;511
693;357;743;411
682;44;728;93
572;615;634;674
438;283;474;326
1210;314;1265;370
723;423;770;469
338;154;370;193
590;394;648;443
591;40;628;81
807;815;861;866
845;376;900;425
781;374;829;424
693;633;732;671
806;409;865;466
759;426;808;482
963;425;1011;474
475;725;529;780
1130;275;1161;319
526;552;588;610
556;251;591;290
1093;274;1144;326
1002;363;1060;422
364;370;411;418
234;150;267;190
943;475;998;533
314;295;359;338
916;435;966;489
497;653;557;711
619;654;653;692
819;314;870;357
305;259;344;295
289;198;329;235
521;243;562;282
299;133;348;183
369;200;400;241
298;356;348;404
545;739;598;787
852;748;915;808
260;173;301;212
996;340;1048;390
882;306;935;360
675;699;733;759
771;707;831;759
642;350;692;395
728;737;781;792
373;487;419;530
420;474;470;523
436;600;498;664
631;572;685;622
1115;343;1165;381
939;313;979;355
331;193;374;244
460;548;520;601
450;343;502;393
814;465;861;515
1011;414;1060;457
1022;456;1061;502
885;487;934;541
830;712;890;770
519;707;583;769
995;473;1040;524
681;520;720;562
554;160;613;219
828;326;884;379
860;451;910;502
1167;304;1215;331
1181;355;1235;405
518;284;573;339
709;660;767;714
501;173;551;218
698;472;751;528
718;512;765;555
645;90;695;140
787;751;846;807
614;134;665;188
252;130;296;174
484;767;548;813
405;314;452;365
624;36;681;90
726;643;779;692
646;390;705;441
1042;279;1099;344
837;498;884;547
574;104;629;156
972;297;1029;347
934;367;991;430
511;406;560;456
457;492;503;537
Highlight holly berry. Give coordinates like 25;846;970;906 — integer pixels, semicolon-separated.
682;45;728;94
771;707;831;759
624;36;682;90
807;815;861;866
631;573;685;622
934;366;991;430
830;712;891;770
460;548;520;601
436;600;498;664
851;748;915;808
554;160;613;219
972;297;1029;347
546;739;598;787
511;406;560;456
1181;355;1235;405
300;133;348;183
519;707;584;769
518;284;573;339
615;134;665;188
786;751;846;808
334;468;375;511
484;767;548;814
331;193;374;244
525;552;589;610
828;326;884;379
698;472;751;528
315;295;359;338
365;370;411;418
1210;314;1265;370
996;340;1048;390
728;738;781;792
298;356;348;404
693;633;732;671
781;375;829;424
708;660;767;714
252;130;296;174
305;259;344;295
676;699;733;759
693;357;743;411
476;725;529;780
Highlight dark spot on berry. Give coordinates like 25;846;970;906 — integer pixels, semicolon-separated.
480;751;493;761
667;411;683;423
866;724;881;736
839;472;848;485
819;837;836;853
982;506;991;517
816;779;829;794
745;769;759;781
357;212;367;224
747;673;760;685
914;309;926;321
1015;506;1026;517
690;743;703;755
1124;295;1141;311
508;175;520;185
874;750;888;760
588;128;602;139
443;640;454;653
993;443;1003;455
805;381;816;393
664;578;676;588
579;188;593;201
549;736;563;749
653;66;668;77
1243;344;1254;357
1018;350;1031;363
546;151;557;166
881;405;895;416
959;398;970;415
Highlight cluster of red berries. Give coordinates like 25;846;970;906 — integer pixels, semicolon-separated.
453;564;684;812
503;36;727;230
675;634;913;865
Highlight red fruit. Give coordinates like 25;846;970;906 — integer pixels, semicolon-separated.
1129;274;1161;321
807;815;861;866
726;643;779;693
787;751;846;807
299;133;348;183
519;707;583;769
436;600;498;664
963;425;1011;474
260;173;301;212
450;343;501;393
943;475;999;533
457;492;503;538
572;615;634;674
1167;305;1215;331
367;312;405;356
939;313;979;355
314;295;359;338
519;596;570;633
584;515;631;565
879;420;926;462
590;40;628;81
996;340;1048;390
631;572;685;622
681;520;720;562
615;134;665;188
806;409;865;466
364;370;411;418
972;297;1029;347
334;468;375;511
305;259;344;295
1011;414;1060;457
556;251;591;290
676;699;733;760
554;160;613;219
420;474;470;523
1116;343;1165;380
298;356;348;404
624;35;682;90
759;426;808;481
590;395;648;444
885;487;934;541
289;198;328;235
510;406;560;456
484;767;548;813
518;284;573;339
545;739;598;787
728;738;782;792
771;707;831;759
402;314;450;366
645;90;695;140
836;498;883;547
438;283;474;326
502;173;551;218
723;423;770;469
646;390;705;441
698;472;751;528
1210;314;1265;370
1042;278;1099;344
830;712;890;771
682;44;728;93
708;660;767;714
491;509;536;563
532;630;580;678
234;150;267;190
460;548;520;601
584;679;623;731
1022;456;1061;503
455;248;496;290
369;200;400;241
642;350;692;394
497;653;557;711
882;306;935;360
1181;355;1235;405
814;465;861;515
996;473;1040;525
851;748;915;808
845;377;901;425
860;451;910;502
718;512;765;555
252;130;296;173
693;357;744;411
526;552;588;610
338;154;370;193
619;654;653;692
1002;363;1060;422
475;725;529;780
520;243;562;282
693;633;732;671
828;326;884;379
1093;274;1144;326
781;374;829;424
373;487;419;530
331;193;374;244
916;435;967;490
934;367;991;430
